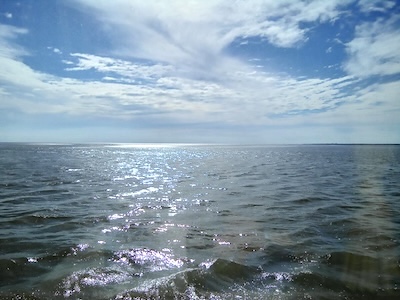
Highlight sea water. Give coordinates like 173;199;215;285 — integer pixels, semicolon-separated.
1;143;399;299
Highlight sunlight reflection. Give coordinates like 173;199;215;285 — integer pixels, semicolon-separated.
105;143;206;148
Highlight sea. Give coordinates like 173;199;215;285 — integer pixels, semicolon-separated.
0;143;399;299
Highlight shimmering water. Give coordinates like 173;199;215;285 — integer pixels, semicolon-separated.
1;143;400;299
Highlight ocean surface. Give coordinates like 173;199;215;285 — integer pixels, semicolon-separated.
1;143;399;299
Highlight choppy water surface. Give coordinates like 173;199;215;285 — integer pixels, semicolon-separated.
1;143;399;299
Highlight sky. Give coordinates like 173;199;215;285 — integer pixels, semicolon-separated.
0;0;399;144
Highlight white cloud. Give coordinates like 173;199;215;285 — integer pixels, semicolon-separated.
47;46;62;54
0;25;50;90
71;0;352;71
0;24;28;58
60;52;363;124
4;12;12;19
304;80;400;140
66;53;173;81
0;23;367;128
358;0;396;13
1;39;361;128
61;59;74;65
344;15;400;77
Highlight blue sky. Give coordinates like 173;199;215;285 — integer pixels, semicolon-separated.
1;0;399;144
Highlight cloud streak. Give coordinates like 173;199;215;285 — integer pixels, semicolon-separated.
72;0;352;71
344;15;400;77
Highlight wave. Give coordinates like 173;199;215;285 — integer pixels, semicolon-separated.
1;250;400;299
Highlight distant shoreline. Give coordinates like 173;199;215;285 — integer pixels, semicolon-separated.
0;142;399;146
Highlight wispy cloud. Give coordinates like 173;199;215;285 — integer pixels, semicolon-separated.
344;15;400;77
0;13;380;126
48;47;62;54
67;51;358;123
0;35;359;127
72;0;352;72
3;12;12;19
66;53;173;82
0;24;28;57
358;0;396;13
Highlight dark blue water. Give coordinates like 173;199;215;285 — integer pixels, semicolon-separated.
1;143;399;299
